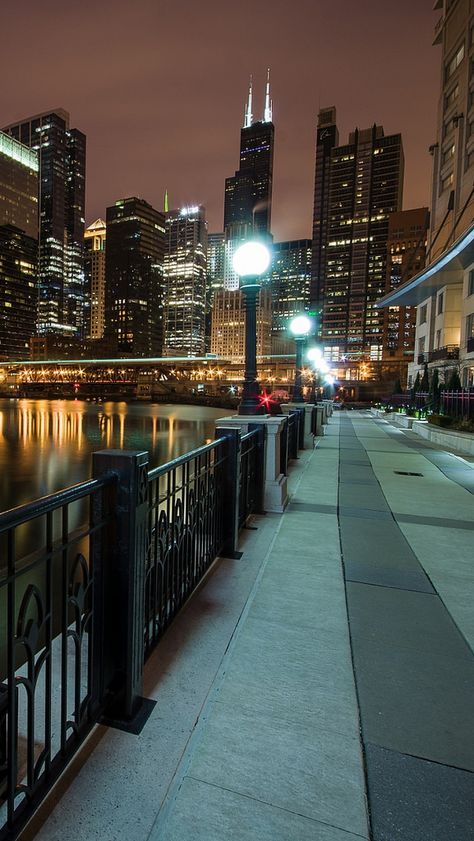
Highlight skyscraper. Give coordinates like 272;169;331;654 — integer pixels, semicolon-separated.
105;197;166;357
210;287;272;361
223;72;274;290
3;109;86;338
383;208;429;363
311;112;404;360
163;205;207;356
0;131;38;360
84;218;106;340
271;240;312;353
310;107;339;309
206;232;225;350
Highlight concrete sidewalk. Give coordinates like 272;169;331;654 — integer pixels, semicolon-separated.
21;412;474;841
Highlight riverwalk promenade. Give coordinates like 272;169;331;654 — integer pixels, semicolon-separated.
20;411;474;841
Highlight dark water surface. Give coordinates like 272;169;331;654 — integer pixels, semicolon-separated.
0;399;229;512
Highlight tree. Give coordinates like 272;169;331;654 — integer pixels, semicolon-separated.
446;368;462;391
420;363;429;392
411;371;421;401
392;377;402;396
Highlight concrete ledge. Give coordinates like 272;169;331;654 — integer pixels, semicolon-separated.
370;410;414;428
412;420;474;455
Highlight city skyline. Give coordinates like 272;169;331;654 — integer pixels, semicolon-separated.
2;1;439;241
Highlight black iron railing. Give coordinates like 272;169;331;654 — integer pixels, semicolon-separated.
279;418;289;476
144;438;228;656
429;344;460;362
440;389;474;420
239;427;264;528
0;413;309;839
0;474;117;841
287;411;300;463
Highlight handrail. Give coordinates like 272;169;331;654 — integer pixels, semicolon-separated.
0;474;116;532
148;436;228;481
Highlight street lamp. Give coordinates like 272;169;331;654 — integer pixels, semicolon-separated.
232;240;271;415
289;314;312;403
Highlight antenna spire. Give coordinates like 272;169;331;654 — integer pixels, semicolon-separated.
164;189;169;213
244;75;253;128
264;68;272;123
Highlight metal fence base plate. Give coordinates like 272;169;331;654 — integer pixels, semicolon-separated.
100;697;157;735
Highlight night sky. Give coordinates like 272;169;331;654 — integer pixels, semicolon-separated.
2;0;440;241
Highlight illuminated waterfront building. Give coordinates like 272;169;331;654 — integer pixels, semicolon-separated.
210;287;272;361
3;109;86;338
271;240;312;353
85;219;106;340
104;197;166;357
0;131;38;360
378;1;474;389
311;108;404;360
163;205;207;356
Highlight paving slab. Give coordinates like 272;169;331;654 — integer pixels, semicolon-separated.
347;582;474;770
340;517;434;593
185;703;369;838
365;743;474;841
152;776;368;841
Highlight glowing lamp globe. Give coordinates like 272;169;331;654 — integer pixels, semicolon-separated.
324;374;335;386
289;314;312;337
232;241;271;278
317;359;330;374
307;347;322;364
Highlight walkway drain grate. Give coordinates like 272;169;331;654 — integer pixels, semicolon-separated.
394;470;424;477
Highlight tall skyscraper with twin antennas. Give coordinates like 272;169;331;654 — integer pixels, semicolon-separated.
224;70;274;240
211;72;274;358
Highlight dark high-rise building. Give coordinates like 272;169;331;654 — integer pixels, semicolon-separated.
271;240;312;353
105;197;165;357
224;73;274;236
310;107;339;309
223;73;274;290
163;205;207;356
383;208;429;362
311;113;404;360
3;109;86;338
0;131;38;360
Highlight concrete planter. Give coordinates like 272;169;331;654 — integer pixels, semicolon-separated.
412;420;474;455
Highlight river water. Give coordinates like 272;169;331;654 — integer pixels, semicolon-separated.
0;399;230;512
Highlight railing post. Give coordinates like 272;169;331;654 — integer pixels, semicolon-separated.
217;428;242;558
249;423;266;514
92;449;149;723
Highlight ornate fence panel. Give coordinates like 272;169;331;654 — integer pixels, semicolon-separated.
440;389;474;420
279;418;289;476
144;438;229;657
238;428;264;528
287;412;299;462
0;476;117;841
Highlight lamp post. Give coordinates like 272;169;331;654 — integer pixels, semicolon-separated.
307;346;322;403
289;314;312;403
232;240;271;415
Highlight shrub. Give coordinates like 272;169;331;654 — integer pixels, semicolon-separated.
427;413;453;428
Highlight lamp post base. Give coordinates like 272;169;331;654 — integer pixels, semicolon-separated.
238;397;266;416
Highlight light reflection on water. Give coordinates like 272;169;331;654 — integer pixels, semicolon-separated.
0;398;230;511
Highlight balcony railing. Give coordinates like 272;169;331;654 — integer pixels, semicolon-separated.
429;345;459;362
